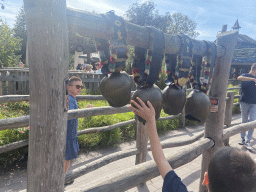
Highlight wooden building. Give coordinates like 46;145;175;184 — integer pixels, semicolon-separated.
230;20;256;77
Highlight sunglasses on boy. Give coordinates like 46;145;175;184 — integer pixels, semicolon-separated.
71;85;84;89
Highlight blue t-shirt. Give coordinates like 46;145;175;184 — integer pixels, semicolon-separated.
240;73;256;104
67;95;78;140
162;170;188;192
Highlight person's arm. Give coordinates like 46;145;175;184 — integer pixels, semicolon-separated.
130;97;172;179
237;75;256;83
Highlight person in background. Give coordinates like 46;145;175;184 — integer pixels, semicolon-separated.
76;64;82;70
94;62;102;74
129;97;256;192
237;63;256;151
64;76;92;185
84;64;93;73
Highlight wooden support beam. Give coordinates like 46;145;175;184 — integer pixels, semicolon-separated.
24;0;69;191
223;91;235;146
66;7;226;57
199;31;238;192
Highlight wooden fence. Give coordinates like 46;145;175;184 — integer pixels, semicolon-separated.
0;87;247;191
0;68;136;95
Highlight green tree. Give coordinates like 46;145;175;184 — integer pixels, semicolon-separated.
125;1;199;38
0;19;21;67
14;6;27;63
168;13;199;38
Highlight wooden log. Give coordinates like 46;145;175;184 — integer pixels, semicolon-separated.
1;71;6;95
65;148;140;183
0;95;30;103
77;119;136;135
223;121;256;140
66;8;226;58
0;139;29;154
0;106;131;130
135;120;148;169
199;31;238;192
158;114;180;121
158;131;204;150
66;138;214;192
227;87;240;91
0;115;30;131
76;95;105;101
24;0;69;190
68;105;132;119
223;92;235;146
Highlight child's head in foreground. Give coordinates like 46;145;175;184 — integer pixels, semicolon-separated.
208;146;256;192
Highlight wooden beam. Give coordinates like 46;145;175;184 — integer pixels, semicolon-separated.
223;120;256;140
66;7;226;57
199;31;238;192
68;105;132;119
0;95;30;103
24;0;69;190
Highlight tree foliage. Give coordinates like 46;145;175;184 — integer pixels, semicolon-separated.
14;6;27;63
0;19;21;67
125;1;199;38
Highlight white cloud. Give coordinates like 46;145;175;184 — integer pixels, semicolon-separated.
0;0;23;27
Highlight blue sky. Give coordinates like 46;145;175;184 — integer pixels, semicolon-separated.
1;0;256;41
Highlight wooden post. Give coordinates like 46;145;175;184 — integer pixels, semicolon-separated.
1;71;6;95
135;118;148;186
223;91;235;146
179;86;186;128
199;31;238;192
24;0;69;191
135;120;148;165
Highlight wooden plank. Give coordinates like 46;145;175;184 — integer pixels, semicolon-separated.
24;0;69;190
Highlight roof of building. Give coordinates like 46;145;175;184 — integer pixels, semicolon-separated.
232;19;241;30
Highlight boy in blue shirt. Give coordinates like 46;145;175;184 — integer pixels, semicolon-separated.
64;76;92;185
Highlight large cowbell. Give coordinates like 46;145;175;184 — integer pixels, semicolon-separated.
100;72;132;107
162;85;186;115
131;85;163;124
185;89;211;123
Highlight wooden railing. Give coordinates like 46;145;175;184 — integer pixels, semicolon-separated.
0;86;242;191
0;87;241;191
0;68;137;94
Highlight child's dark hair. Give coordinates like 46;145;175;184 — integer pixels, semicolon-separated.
208;146;256;192
67;76;82;86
